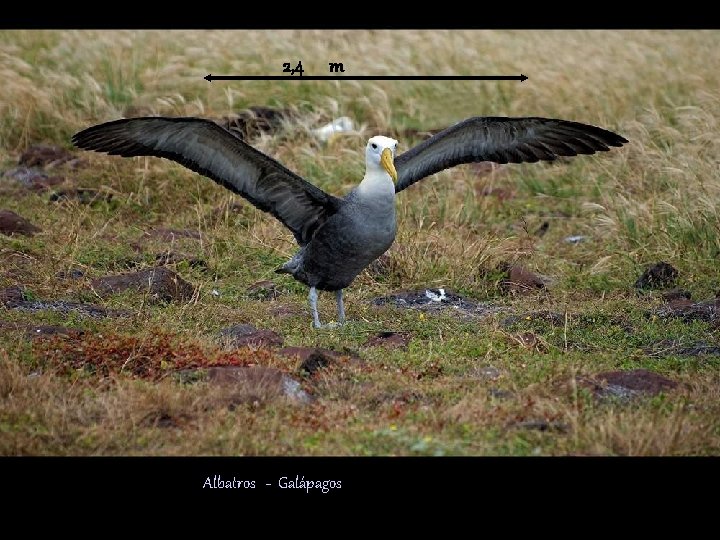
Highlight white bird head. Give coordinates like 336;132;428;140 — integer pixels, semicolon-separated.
365;135;398;182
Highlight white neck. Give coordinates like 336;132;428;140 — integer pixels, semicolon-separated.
357;168;395;199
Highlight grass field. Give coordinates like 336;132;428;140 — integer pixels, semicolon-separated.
1;30;719;455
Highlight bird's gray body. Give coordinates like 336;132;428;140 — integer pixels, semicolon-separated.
278;188;397;291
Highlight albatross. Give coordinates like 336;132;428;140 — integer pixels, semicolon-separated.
72;115;628;328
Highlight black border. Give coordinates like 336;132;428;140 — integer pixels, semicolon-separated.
2;456;717;505
1;6;716;29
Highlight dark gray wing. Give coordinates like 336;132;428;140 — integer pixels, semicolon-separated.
395;117;628;193
72;117;342;245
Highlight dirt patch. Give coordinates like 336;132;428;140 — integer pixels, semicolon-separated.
0;210;41;236
19;144;75;168
90;267;194;302
635;262;678;290
373;288;504;319
4;298;127;318
33;330;276;380
364;331;412;349
246;280;280;300
580;369;678;402
662;289;692;301
0;285;26;306
218;324;284;349
269;304;304;320
0;320;83;339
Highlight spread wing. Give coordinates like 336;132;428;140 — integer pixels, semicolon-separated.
395;117;628;193
72;117;342;245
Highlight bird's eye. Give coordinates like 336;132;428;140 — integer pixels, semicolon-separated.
371;143;377;149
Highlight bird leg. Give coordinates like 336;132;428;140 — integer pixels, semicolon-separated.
336;289;345;325
309;286;322;328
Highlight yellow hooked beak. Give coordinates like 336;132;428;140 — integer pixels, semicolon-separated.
381;147;398;183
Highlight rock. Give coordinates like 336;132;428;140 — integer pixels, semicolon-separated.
56;269;85;279
2;167;65;191
49;188;113;204
564;235;586;244
364;331;411;349
19;144;74;168
656;297;720;323
373;288;504;319
312;117;355;143
635;262;678;290
297;351;333;375
278;346;361;374
535;221;550;237
246;280;280;300
500;264;552;295
206;366;312;405
218;324;283;349
0;210;41;236
90;267;194;302
0;285;27;306
581;369;678;401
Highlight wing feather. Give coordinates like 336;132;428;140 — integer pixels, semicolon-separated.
395;117;628;193
72;117;341;245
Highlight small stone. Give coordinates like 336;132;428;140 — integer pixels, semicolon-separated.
207;366;312;405
635;262;678;290
218;324;283;349
500;264;552;295
90;267;194;302
0;210;41;236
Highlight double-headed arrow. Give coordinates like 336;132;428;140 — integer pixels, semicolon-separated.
204;74;528;82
